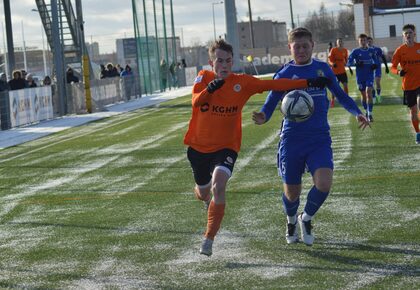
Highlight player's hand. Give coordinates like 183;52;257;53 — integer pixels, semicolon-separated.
348;67;353;76
399;70;406;77
356;114;371;130
371;64;377;70
307;77;331;88
385;67;389;74
207;79;225;93
356;60;364;68
252;111;266;125
333;63;337;68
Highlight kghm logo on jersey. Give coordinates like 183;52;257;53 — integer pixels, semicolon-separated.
212;105;238;113
194;75;203;84
233;84;241;92
200;103;209;112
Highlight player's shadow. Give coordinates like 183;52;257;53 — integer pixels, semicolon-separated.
225;240;419;277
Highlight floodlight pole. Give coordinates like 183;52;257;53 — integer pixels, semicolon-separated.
289;0;295;29
3;0;15;79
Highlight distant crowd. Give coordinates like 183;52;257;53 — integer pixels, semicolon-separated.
0;69;52;92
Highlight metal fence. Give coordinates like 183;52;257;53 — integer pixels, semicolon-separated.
0;75;142;130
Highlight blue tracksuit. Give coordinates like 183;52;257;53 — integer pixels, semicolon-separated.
260;58;362;184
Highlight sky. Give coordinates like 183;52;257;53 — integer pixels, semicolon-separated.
0;0;349;54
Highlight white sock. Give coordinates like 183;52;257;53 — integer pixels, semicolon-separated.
287;215;297;224
302;212;313;222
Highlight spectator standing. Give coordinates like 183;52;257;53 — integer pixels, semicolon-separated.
160;59;168;92
66;68;79;84
26;74;37;88
8;70;27;90
43;75;52;86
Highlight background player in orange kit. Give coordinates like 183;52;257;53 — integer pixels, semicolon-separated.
183;39;330;256
391;24;420;144
328;38;352;107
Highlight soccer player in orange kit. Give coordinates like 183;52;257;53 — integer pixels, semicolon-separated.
183;39;330;256
328;38;352;107
391;24;420;144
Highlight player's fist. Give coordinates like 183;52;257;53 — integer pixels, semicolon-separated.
252;111;266;125
399;70;406;77
348;67;353;76
307;77;331;88
385;67;389;74
356;60;364;68
207;79;225;93
371;64;377;70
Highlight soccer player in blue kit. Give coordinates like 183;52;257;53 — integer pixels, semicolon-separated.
252;27;370;246
367;36;390;104
347;34;380;121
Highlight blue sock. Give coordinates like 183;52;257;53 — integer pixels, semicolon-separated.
368;103;373;114
377;88;381;96
304;186;329;216
282;193;300;217
362;101;367;111
372;89;376;99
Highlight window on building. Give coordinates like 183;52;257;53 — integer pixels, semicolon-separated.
389;25;396;37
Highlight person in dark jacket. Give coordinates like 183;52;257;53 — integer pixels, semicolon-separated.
66;68;79;84
8;70;26;90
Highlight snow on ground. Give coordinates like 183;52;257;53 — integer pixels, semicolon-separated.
0;86;193;150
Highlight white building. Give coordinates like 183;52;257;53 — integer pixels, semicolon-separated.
354;0;420;40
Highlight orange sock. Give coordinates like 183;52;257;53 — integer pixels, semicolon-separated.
204;201;225;240
412;119;419;133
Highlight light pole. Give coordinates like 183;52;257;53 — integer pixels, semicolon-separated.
32;9;48;77
212;1;223;40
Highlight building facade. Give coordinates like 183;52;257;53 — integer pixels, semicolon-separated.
354;0;420;39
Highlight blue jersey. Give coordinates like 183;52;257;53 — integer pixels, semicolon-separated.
371;46;384;60
347;47;379;83
261;59;362;139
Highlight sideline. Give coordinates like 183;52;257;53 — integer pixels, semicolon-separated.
0;86;192;150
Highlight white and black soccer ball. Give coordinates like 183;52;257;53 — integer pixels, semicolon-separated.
280;90;314;122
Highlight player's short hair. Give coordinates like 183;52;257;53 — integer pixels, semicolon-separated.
208;39;233;60
366;36;373;41
358;33;368;39
402;24;416;32
288;27;312;43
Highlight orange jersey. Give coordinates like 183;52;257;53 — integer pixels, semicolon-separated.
183;70;307;153
328;47;348;75
391;42;420;90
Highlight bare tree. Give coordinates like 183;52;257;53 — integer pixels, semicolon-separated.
303;3;336;43
336;9;355;39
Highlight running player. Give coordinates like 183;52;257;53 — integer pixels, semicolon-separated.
328;38;352;107
184;39;330;256
391;24;420;144
367;36;390;103
347;33;380;122
252;27;370;246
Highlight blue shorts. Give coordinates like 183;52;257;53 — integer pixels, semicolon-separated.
277;136;333;185
358;79;374;91
374;67;382;78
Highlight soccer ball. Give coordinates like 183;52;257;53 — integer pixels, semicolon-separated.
280;90;314;122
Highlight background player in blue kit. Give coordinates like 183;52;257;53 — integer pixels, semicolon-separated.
367;36;389;103
347;34;380;122
252;27;370;246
